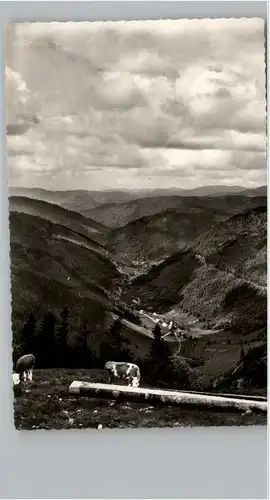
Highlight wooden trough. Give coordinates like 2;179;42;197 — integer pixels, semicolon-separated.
69;381;267;413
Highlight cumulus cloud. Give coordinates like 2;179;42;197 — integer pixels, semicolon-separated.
5;18;266;190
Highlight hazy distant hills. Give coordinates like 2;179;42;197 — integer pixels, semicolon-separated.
84;192;267;229
180;185;267;197
125;205;267;335
9;187;139;212
9;185;266;218
238;186;267;197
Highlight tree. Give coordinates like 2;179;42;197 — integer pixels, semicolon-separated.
55;306;71;367
100;317;132;364
153;323;161;341
19;311;37;357
35;312;58;368
144;324;173;386
70;319;94;368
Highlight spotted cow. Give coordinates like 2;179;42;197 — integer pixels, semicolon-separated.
104;361;141;387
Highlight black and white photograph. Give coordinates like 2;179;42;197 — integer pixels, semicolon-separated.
6;18;267;431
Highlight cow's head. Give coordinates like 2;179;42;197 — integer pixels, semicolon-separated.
104;361;115;371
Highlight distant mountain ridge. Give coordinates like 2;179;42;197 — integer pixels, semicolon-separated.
9;185;266;217
9;187;138;212
87;193;267;229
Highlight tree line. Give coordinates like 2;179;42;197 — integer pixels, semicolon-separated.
13;308;203;389
13;307;93;369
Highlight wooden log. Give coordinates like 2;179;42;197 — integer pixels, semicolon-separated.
170;389;267;402
69;381;267;413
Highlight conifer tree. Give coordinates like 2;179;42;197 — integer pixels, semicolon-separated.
19;311;37;357
36;312;58;368
55;306;71;367
71;319;93;368
145;323;173;385
100;317;131;363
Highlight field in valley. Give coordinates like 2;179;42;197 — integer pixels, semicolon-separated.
13;369;267;431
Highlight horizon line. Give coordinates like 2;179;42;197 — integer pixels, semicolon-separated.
8;184;266;193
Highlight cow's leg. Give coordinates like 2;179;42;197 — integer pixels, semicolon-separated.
131;376;140;387
29;369;33;382
23;371;27;382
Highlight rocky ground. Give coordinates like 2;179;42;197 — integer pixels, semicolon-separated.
13;369;267;431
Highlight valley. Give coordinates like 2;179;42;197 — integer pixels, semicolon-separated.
9;186;267;405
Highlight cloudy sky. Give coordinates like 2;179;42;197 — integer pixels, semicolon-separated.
5;18;266;191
